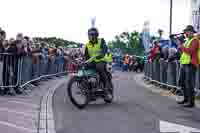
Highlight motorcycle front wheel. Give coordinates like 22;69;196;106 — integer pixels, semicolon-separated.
67;77;89;109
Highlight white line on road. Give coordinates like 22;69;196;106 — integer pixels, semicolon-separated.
0;120;36;133
39;79;66;133
160;120;200;133
0;107;34;117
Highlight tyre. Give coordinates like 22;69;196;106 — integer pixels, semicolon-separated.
67;77;89;109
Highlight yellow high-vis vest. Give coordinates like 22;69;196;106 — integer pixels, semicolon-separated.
198;40;200;64
86;39;104;62
180;37;198;64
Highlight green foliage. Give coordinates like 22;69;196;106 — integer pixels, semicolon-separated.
109;31;145;56
34;37;82;48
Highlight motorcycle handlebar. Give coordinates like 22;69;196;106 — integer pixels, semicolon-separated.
85;56;97;64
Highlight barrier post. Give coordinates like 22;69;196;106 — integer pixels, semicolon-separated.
155;61;160;82
159;59;164;83
175;61;180;86
167;61;176;86
32;55;40;79
152;61;157;80
195;68;200;89
195;68;200;96
21;56;32;84
149;61;153;79
0;58;3;86
144;62;147;77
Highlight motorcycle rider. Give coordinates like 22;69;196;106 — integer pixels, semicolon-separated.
84;27;111;99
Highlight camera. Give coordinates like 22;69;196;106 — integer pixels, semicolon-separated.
170;33;185;44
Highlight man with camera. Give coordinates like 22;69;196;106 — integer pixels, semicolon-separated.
177;25;199;108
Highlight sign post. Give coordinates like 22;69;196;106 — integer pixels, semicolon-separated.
169;0;173;35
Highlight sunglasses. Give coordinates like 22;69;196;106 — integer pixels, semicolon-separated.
88;32;97;36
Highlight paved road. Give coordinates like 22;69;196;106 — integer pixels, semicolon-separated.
0;78;62;133
53;72;200;133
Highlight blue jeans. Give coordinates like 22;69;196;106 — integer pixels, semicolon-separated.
122;64;128;72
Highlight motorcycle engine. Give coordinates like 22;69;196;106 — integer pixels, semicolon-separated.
88;77;98;89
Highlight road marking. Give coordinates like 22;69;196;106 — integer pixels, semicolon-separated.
0;120;36;133
160;120;200;133
39;79;66;133
0;107;34;117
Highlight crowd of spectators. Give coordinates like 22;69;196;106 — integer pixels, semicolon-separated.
119;54;144;72
146;30;200;64
0;28;83;93
147;38;181;64
145;25;200;107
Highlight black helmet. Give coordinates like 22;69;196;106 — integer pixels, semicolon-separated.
88;27;99;37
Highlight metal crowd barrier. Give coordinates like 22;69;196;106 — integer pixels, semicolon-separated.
0;53;67;95
144;60;200;96
0;53;21;89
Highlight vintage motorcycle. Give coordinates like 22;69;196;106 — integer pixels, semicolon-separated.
67;56;114;109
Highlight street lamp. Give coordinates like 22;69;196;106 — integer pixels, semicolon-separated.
169;0;173;35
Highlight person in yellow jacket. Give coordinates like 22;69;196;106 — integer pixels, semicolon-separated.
84;27;111;99
177;25;199;108
195;32;200;64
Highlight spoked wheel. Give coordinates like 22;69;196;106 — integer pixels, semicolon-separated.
67;77;89;109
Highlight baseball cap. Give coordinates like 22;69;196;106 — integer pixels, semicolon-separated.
183;25;196;33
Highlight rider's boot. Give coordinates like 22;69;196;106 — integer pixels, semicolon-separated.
104;82;112;100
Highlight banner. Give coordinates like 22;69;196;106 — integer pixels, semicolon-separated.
142;21;151;52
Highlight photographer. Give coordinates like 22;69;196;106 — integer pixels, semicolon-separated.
177;25;199;108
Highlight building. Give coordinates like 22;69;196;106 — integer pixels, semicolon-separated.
190;0;200;32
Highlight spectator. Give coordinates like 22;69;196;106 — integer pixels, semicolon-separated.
177;25;199;108
23;36;32;54
0;30;6;53
169;35;178;49
168;48;180;62
16;33;23;41
160;47;169;61
0;31;5;87
149;41;161;62
122;54;129;72
158;29;164;41
2;40;20;92
32;43;41;65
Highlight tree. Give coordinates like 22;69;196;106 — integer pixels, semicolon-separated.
109;30;144;56
33;37;82;48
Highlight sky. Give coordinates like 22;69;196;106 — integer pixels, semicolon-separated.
0;0;191;43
